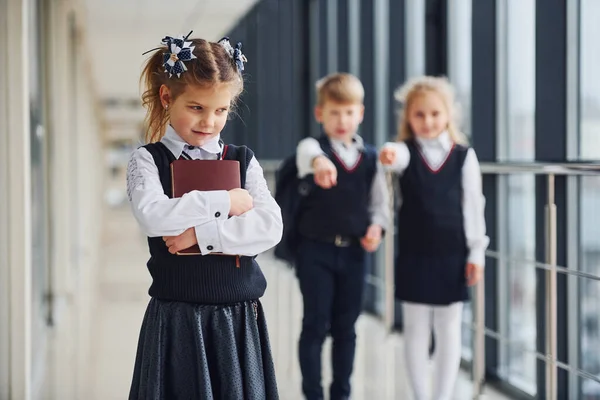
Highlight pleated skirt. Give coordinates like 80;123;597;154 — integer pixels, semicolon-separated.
129;298;279;400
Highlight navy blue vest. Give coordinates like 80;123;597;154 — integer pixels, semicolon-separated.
396;139;468;255
297;135;377;239
142;142;267;304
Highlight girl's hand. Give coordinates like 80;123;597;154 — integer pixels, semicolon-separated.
379;147;397;166
360;224;382;253
312;155;337;189
228;188;254;216
163;228;197;254
466;263;483;286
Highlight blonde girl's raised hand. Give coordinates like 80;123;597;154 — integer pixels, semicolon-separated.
379;147;397;166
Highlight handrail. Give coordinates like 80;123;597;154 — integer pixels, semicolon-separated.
485;249;600;281
262;159;600;176
480;161;600;175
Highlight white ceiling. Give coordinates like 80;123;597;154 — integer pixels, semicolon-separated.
84;0;259;139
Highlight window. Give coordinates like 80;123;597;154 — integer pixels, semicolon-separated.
447;0;473;360
447;0;472;137
579;0;600;160
579;177;600;398
497;0;537;395
578;2;600;397
29;0;50;387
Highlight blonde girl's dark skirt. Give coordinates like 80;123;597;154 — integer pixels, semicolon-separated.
129;298;279;400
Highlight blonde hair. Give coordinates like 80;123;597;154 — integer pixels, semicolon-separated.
140;38;244;143
315;73;364;106
394;75;467;145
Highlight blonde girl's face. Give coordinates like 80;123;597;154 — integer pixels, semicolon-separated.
406;91;449;140
160;83;233;147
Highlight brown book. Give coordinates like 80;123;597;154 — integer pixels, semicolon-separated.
171;159;241;255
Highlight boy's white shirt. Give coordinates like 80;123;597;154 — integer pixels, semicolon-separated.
126;125;283;256
295;134;390;230
382;131;490;267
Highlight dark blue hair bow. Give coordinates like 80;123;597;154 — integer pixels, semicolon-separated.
159;31;196;78
218;37;247;72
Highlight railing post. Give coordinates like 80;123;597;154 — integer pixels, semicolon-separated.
545;173;558;400
472;278;486;398
384;172;395;332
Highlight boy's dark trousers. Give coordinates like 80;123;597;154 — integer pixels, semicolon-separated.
296;237;366;400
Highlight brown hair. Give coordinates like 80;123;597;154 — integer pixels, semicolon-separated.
315;73;365;106
394;75;467;145
140;38;244;143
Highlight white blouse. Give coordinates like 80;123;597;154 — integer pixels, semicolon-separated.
382;131;489;267
126;125;283;257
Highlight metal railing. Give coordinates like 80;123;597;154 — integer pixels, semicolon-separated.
262;160;600;400
473;163;600;400
457;162;600;399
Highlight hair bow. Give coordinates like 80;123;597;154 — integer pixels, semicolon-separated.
160;32;196;78
218;37;248;72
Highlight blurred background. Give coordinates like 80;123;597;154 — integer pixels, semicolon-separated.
1;0;600;399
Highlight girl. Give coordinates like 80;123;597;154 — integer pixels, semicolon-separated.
126;34;282;399
379;76;488;400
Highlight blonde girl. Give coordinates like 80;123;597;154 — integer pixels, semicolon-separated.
380;76;488;400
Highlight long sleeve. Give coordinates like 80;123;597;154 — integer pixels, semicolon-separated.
126;147;230;237
462;149;490;267
296;137;326;178
368;162;391;228
194;156;284;256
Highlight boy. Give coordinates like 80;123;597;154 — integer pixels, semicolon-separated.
295;73;390;400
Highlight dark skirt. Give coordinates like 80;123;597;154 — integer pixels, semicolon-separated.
395;252;469;305
129;298;279;400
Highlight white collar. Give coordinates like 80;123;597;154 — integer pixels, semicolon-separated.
415;130;453;151
161;125;223;158
329;133;364;150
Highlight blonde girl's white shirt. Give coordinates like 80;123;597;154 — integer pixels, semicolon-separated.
126;125;283;256
382;131;489;267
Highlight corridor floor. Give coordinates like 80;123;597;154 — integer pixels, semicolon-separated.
85;203;510;399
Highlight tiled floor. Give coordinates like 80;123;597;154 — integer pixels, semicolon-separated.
84;204;512;399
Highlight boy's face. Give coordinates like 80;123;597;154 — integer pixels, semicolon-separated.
315;101;364;143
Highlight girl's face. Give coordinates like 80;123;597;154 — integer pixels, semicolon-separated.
406;91;449;140
160;83;233;147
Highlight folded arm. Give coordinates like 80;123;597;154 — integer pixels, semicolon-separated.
126;148;230;237
194;156;284;256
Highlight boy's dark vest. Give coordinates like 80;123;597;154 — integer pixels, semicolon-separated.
297;135;378;240
142;142;267;304
396;139;469;254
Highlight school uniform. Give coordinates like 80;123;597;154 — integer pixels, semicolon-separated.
126;126;282;400
295;134;389;400
383;131;488;400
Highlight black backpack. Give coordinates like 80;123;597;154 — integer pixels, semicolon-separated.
273;153;314;266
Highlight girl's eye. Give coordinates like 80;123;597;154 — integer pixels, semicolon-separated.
216;108;228;114
190;106;202;111
432;111;439;117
